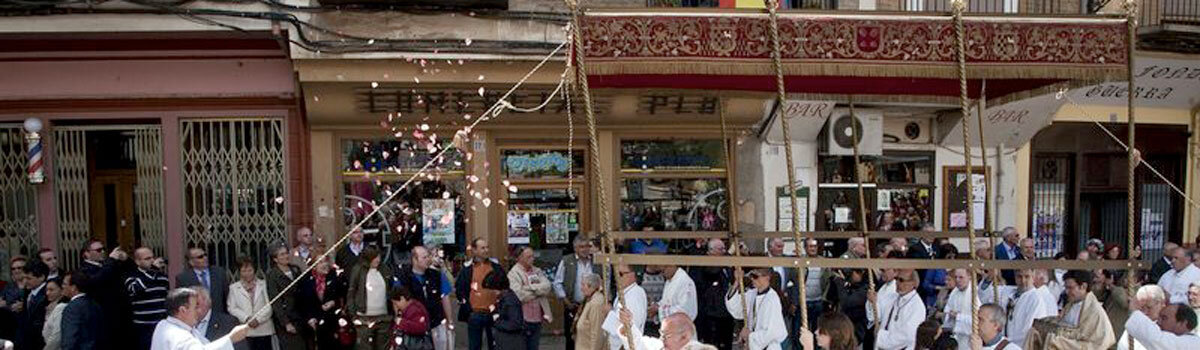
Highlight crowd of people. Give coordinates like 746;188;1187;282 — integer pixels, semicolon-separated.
3;225;1200;350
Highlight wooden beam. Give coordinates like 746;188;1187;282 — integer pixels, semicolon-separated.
593;254;1149;270
608;230;976;240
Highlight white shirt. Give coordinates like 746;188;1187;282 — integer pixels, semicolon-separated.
1005;287;1057;347
980;335;1022;350
866;280;897;328
1036;285;1059;310
658;270;698;322
553;256;593;303
725;288;788;350
1124;310;1200;349
364;268;387;316
150;316;234;350
944;286;980;350
604;284;648;350
980;285;1017;311
1062;301;1083;326
349;242;363;255
1116;330;1148;350
874;290;925;350
1157;264;1200;304
28;282;46;304
193;311;211;342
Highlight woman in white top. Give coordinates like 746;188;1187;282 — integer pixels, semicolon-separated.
40;279;65;350
228;256;275;350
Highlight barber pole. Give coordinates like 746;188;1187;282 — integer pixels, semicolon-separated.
24;118;44;184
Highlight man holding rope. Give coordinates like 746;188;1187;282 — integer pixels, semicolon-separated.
150;288;249;350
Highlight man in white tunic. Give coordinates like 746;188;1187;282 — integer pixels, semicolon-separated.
869;269;925;350
605;264;649;350
151;288;248;350
969;303;1021;350
943;269;979;350
865;267;898;329
1118;285;1167;350
617;311;717;350
1157;247;1200;304
651;264;697;323
725;268;788;350
1005;269;1057;347
1126;297;1200;349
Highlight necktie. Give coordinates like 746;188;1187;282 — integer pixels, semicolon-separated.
199;269;210;290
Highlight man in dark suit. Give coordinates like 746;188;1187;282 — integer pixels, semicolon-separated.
61;271;104;350
1151;242;1180;283
334;228;368;272
195;287;249;350
993;227;1022;285
78;239;131;349
15;261;49;350
175;247;232;315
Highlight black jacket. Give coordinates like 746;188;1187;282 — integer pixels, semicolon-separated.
493;290;524;333
1150;256;1172;284
205;311;249;350
61;294;104;350
80;258;132;347
266;264;305;329
298;271;347;329
454;259;504;321
690;266;733;319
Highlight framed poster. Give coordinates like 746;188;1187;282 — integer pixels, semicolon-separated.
546;213;571;244
775;186;810;232
507;212;531;244
942;166;989;231
421;199;456;246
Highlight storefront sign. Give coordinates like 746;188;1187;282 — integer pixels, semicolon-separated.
421;199;455;246
1071;56;1200;109
763;100;836;143
638;95;719;115
504;152;572;177
941;93;1063;147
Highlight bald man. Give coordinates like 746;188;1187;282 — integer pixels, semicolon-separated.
618;311;716;350
126;247;170;350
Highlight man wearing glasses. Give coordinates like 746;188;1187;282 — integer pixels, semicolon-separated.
79;239;131;349
605;264;648;350
869;269;925;350
175;247;232;315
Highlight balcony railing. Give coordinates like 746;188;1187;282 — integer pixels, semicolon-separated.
1141;0;1200;27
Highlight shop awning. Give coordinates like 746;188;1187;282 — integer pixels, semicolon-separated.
580;10;1130;105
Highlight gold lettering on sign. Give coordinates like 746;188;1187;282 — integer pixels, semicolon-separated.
782;101;831;119
986;109;1029;124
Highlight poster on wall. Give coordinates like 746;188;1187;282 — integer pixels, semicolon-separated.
507;212;531;244
421;199;456;246
776;186;810;232
943;166;989;230
546;213;570;244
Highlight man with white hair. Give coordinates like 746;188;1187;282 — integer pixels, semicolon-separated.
617;310;716;350
970;303;1021;350
1118;284;1167;350
575;273;609;350
1006;269;1057;347
995;227;1022;284
1158;247;1200;304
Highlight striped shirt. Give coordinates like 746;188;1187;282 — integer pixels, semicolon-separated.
126;268;170;325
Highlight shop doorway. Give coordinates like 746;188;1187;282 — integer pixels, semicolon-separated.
54;126;164;269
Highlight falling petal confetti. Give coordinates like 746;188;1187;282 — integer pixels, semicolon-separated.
478;87;486;96
464;38;473;46
371;82;379;88
482;198;492;207
275;197;285;204
477;75;485;81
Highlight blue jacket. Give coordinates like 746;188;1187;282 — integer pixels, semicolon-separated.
61;294;104;350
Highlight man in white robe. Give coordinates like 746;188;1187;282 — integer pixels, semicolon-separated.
651;264;697;323
617;311;716;350
943;269;979;350
969;303;1021;350
1005;269;1057;347
151;288;248;350
605;264;649;350
1125;298;1200;349
1117;285;1167;350
1157;248;1200;304
979;269;1017;311
865;268;898;329
725;268;788;350
869;269;925;350
1034;269;1061;308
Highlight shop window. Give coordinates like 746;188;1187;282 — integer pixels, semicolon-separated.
816;151;934;231
505;188;581;248
501;149;585;179
620;178;728;231
342;139;464;174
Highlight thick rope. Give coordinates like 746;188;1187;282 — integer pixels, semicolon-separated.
564;2;633;349
847;96;881;335
249;41;569;321
951;0;981;339
720;97;754;336
975;81;1000;303
763;0;811;331
1124;3;1139;350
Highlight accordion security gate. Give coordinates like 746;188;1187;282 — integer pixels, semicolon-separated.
0;126;38;278
180;119;287;270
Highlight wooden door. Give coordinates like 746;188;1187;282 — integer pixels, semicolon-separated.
89;171;138;251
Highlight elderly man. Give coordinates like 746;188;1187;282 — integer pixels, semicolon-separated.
395;245;455;350
869;269;925;350
1117;285;1168;350
509;247;553;348
575;273;609;350
334;228;367;271
1125;297;1200;349
175;248;231;315
555;236;599;350
289;227;315;268
127;247;171;350
969;303;1021;350
191;288;245;350
691;239;734;349
1027;270;1115;349
150;288;248;350
943;269;979;350
1019;238;1036;261
617;311;716;350
1150;243;1180;283
1006;269;1057;347
995;227;1022;285
605;264;648;350
1158;247;1200;304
